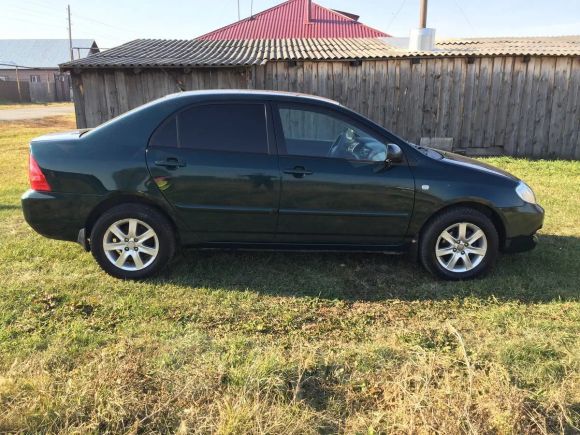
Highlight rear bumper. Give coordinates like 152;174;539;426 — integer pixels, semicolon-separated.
21;190;101;242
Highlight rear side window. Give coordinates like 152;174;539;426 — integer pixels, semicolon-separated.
179;103;268;153
149;116;178;148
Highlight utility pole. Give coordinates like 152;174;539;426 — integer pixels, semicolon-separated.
67;5;73;61
419;0;428;28
237;0;240;20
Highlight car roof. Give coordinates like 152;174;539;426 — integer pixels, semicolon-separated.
162;89;341;106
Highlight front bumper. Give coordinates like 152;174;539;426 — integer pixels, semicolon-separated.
503;234;538;253
501;203;544;253
21;189;101;242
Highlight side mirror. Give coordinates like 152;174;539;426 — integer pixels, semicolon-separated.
387;143;404;163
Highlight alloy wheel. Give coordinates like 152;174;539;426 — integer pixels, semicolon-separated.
102;218;159;271
435;222;488;273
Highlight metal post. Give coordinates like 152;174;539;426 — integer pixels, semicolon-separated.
15;66;22;103
419;0;428;28
67;5;73;61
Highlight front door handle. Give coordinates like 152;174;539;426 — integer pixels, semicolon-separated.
154;157;186;169
283;166;313;178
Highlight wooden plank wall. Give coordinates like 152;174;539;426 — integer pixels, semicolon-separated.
72;55;580;159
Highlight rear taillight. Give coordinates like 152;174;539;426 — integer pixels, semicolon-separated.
29;155;51;192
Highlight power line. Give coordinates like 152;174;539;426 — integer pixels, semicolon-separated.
2;7;124;44
3;4;64;22
2;14;64;31
386;0;408;32
66;18;131;42
72;13;134;33
7;0;139;41
72;12;143;43
3;3;71;37
18;0;64;15
18;0;54;9
0;62;38;69
451;0;475;31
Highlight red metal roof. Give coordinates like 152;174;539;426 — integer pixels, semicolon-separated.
197;0;389;40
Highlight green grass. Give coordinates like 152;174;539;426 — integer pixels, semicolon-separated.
0;117;579;433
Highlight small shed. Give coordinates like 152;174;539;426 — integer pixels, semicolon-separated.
62;36;580;159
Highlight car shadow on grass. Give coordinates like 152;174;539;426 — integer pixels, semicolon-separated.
160;234;579;303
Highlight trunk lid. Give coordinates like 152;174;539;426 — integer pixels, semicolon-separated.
31;129;91;143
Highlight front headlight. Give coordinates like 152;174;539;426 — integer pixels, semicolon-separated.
515;181;536;204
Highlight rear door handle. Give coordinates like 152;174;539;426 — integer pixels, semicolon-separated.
154;157;186;168
283;166;313;178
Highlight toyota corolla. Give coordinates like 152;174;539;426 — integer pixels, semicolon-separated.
22;90;544;280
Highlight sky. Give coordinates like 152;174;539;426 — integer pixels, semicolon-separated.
0;0;579;50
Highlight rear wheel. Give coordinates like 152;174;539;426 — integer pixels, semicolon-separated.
420;207;499;280
90;204;175;279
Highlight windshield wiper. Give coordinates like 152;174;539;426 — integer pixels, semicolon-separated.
410;143;444;159
410;143;428;152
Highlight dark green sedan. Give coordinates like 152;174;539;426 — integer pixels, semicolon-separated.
22;90;544;280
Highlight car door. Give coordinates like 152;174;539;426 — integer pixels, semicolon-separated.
273;103;415;246
146;101;280;243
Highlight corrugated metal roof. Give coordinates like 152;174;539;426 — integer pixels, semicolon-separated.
60;36;580;70
436;36;580;56
197;0;388;40
0;39;98;69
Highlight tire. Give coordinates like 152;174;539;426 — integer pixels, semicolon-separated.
419;207;499;280
90;204;176;279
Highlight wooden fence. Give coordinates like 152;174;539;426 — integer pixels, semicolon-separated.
71;55;580;159
0;80;31;103
0;75;71;103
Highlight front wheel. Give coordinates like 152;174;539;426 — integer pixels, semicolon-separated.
90;204;176;279
419;207;499;280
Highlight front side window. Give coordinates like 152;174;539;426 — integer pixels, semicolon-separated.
277;106;388;162
179;103;268;153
